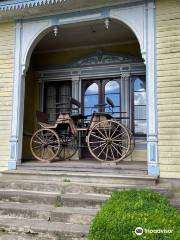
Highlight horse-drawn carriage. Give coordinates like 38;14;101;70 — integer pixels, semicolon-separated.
30;98;134;163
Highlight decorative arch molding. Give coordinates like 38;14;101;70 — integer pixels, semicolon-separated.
21;5;146;73
67;51;143;68
22;19;54;74
110;5;146;60
9;1;159;176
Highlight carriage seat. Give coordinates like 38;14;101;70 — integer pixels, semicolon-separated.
71;113;87;120
36;111;57;129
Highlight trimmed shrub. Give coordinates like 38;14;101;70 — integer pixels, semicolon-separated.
88;190;180;240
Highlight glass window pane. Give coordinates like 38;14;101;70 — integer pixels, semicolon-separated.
84;95;98;108
46;86;56;123
85;83;98;95
134;106;146;120
134;78;146;91
134;92;146;105
84;83;99;117
105;80;120;116
134;120;147;134
85;107;99;117
105;81;120;94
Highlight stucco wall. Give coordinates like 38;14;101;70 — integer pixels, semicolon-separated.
157;0;180;178
0;22;15;170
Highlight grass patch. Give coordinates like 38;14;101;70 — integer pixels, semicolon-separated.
88;189;180;240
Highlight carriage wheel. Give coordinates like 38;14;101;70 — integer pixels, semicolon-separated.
126;130;135;158
87;120;131;162
59;133;78;160
30;129;60;162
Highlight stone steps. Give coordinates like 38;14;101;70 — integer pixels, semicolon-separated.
0;202;97;224
0;234;52;240
0;218;89;240
0;169;177;239
2;170;158;185
0;190;58;205
0;190;108;207
17;164;147;175
0;179;172;196
170;193;180;209
59;193;109;208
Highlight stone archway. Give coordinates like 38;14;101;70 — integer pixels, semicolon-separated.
9;2;159;176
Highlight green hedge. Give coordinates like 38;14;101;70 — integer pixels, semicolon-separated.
88;190;180;240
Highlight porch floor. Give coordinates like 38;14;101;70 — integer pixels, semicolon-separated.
17;159;147;175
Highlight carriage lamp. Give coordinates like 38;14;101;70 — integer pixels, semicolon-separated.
53;26;59;37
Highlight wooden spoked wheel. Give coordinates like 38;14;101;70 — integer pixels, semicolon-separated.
30;129;60;162
87;120;131;162
59;133;78;160
126;130;135;158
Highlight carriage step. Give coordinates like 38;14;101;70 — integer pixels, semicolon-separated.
0;202;97;224
0;217;89;240
2;170;158;185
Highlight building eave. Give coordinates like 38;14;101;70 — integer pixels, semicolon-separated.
0;0;67;11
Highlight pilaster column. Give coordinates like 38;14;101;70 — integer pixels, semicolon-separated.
146;1;159;176
121;73;130;128
9;20;23;169
71;76;80;160
72;76;80;101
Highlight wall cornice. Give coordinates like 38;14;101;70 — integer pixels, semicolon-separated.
0;0;65;11
0;0;144;21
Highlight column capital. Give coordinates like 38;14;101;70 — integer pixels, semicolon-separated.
121;73;130;79
72;76;80;81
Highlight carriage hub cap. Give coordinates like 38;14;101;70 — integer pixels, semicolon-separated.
106;138;112;145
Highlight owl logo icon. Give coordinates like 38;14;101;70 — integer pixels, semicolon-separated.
135;227;143;236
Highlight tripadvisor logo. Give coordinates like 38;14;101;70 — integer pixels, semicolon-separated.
135;227;143;236
135;227;173;236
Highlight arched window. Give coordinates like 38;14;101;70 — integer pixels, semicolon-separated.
84;83;99;118
105;80;120;117
133;77;146;135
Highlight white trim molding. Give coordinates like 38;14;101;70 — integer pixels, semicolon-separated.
0;0;66;11
145;1;159;176
9;21;23;169
9;1;159;176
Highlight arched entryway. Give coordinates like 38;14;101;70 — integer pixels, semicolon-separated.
9;2;159;175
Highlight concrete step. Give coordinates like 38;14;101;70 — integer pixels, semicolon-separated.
0;233;53;240
0;179;171;196
170;193;180;209
2;170;158;186
0;202;97;224
0;189;108;208
0;190;58;205
17;163;147;175
59;193;109;208
0;218;89;240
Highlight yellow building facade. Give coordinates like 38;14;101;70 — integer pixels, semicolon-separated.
157;0;180;178
0;22;15;171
